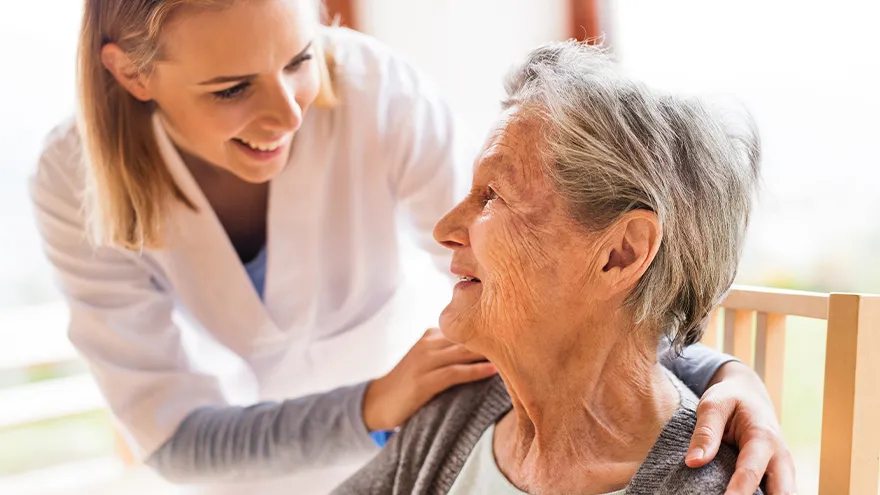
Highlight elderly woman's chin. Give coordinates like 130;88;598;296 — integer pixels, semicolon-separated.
438;294;479;345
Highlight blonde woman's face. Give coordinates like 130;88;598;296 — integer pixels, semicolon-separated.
148;0;321;183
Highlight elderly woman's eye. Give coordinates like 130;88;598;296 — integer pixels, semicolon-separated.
484;187;499;204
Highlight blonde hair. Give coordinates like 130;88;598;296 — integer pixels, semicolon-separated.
78;0;338;250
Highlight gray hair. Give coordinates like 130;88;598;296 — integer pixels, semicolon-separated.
503;41;760;350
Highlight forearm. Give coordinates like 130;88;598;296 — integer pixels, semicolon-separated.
146;381;379;483
659;339;739;396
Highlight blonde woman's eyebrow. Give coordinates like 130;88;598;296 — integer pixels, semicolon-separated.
197;41;314;85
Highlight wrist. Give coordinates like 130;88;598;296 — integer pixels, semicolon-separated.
706;360;749;389
362;377;390;432
707;360;771;402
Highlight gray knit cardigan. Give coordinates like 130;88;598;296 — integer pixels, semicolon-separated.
332;372;761;495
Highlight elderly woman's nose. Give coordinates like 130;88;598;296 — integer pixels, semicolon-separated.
433;202;470;249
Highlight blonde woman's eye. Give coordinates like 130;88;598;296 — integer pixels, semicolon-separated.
285;53;314;72
212;82;250;101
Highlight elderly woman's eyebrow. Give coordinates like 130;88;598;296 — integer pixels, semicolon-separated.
480;152;525;188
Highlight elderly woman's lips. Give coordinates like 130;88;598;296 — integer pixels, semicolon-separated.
455;276;481;290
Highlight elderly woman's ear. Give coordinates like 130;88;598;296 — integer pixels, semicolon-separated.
597;210;663;298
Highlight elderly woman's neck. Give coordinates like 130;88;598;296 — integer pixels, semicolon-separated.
491;318;679;494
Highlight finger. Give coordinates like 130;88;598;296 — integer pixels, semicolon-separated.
686;397;732;468
763;450;798;495
431;344;487;367
419;328;457;350
425;362;497;392
724;435;774;495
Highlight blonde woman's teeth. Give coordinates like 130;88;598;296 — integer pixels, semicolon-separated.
237;136;287;152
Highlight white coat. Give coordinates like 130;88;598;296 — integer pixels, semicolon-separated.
30;28;474;494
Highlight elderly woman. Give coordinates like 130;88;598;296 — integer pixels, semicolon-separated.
334;41;767;495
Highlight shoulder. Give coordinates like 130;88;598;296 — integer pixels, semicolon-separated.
30;116;86;202
652;440;763;494
315;27;469;185
406;375;508;435
632;373;762;494
35;117;82;169
319;27;457;147
381;376;507;470
653;443;757;495
332;377;509;495
322;26;437;103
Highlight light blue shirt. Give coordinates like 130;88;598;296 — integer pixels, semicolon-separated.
244;245;268;300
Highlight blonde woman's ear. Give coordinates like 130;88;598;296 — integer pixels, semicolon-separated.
100;44;152;102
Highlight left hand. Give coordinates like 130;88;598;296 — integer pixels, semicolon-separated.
686;361;797;495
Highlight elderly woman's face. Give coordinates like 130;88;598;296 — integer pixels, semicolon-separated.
434;108;599;349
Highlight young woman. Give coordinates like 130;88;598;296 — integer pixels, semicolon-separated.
30;0;795;493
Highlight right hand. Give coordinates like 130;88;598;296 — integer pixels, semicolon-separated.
362;328;497;432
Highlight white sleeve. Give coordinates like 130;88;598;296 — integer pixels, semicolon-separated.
29;140;226;460
386;69;479;272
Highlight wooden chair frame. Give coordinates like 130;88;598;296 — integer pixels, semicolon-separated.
702;286;880;494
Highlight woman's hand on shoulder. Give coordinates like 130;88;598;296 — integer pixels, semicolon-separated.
687;361;797;495
362;328;496;432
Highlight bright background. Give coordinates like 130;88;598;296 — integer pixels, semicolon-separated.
1;1;877;494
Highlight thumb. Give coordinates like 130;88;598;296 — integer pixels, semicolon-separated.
686;399;729;468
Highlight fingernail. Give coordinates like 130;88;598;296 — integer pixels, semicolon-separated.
686;448;704;462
